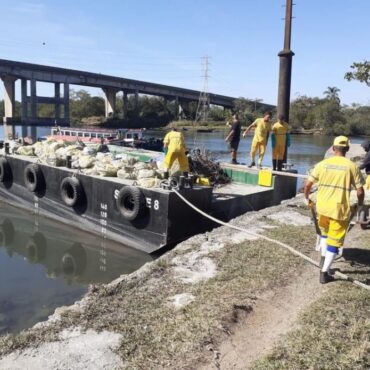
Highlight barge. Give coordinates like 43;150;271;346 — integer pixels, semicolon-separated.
0;204;152;284
0;141;297;253
0;152;213;253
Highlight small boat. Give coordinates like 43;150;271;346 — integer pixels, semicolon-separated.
49;127;163;152
196;128;213;133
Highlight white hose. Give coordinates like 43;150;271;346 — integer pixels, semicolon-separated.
173;189;370;292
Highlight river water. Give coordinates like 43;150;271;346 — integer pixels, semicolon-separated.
0;124;365;334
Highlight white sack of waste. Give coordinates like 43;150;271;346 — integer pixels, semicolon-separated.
83;146;97;156
117;169;134;179
46;155;65;167
49;141;65;152
133;162;149;170
95;163;118;177
82;168;99;176
137;177;161;188
96;152;112;161
137;169;156;179
9;141;20;154
55;147;68;160
79;155;96;169
16;146;34;156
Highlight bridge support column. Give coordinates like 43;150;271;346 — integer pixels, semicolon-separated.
134;90;139;115
2;76;16;123
122;91;128;119
30;79;37;120
103;87;117;118
179;100;189;119
54;82;60;122
174;96;179;120
64;83;70;124
21;78;28;123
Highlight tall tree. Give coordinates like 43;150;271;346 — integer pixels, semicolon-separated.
345;61;370;86
323;86;341;103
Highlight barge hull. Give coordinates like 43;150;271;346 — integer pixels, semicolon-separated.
0;155;212;253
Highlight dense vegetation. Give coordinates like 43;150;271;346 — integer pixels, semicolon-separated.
1;82;370;135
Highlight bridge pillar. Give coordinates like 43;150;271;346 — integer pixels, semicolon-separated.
174;96;179;121
122;91;128;119
134;90;139;114
2;76;16;123
54;82;60;122
179;100;189;119
21;78;28;122
64;83;70;123
30;79;37;120
103;87;117;118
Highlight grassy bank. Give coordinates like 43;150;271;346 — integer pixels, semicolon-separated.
253;226;370;370
1;200;368;369
0;202;316;369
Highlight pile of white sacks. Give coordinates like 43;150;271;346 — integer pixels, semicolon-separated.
12;140;166;188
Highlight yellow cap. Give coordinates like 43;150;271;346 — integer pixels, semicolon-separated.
333;136;350;147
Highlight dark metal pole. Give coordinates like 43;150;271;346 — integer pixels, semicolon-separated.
277;0;294;163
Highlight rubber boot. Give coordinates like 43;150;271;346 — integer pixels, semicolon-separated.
277;160;283;171
272;159;277;171
320;271;335;284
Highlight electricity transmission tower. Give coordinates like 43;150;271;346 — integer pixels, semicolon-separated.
194;56;210;125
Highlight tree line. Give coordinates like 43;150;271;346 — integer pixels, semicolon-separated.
0;59;369;134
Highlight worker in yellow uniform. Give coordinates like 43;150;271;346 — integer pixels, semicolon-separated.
242;111;271;168
163;127;189;179
304;136;364;284
271;114;290;171
359;140;370;189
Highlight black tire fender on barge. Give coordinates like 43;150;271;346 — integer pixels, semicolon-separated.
24;163;44;192
116;186;146;221
60;177;83;207
0;157;11;182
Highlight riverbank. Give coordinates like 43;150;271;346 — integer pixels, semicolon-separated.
0;194;369;369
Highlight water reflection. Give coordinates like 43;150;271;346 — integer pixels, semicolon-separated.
0;203;152;334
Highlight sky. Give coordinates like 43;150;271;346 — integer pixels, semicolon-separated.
0;0;369;106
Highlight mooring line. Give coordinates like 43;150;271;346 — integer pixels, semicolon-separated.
173;189;370;292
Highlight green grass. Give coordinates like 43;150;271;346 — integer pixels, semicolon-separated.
0;218;319;369
252;227;370;370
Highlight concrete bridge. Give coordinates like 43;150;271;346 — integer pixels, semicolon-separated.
0;59;271;125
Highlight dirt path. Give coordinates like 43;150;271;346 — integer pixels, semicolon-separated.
200;260;324;370
200;222;367;370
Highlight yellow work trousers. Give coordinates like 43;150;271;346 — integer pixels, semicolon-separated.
250;138;266;165
273;144;286;160
163;151;189;172
365;175;370;190
318;215;349;248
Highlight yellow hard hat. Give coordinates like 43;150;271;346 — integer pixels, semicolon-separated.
333;136;350;147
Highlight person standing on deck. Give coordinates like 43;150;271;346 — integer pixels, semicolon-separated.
225;114;241;165
304;136;364;284
359;140;370;189
271;114;290;171
163;127;189;179
242;111;271;168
